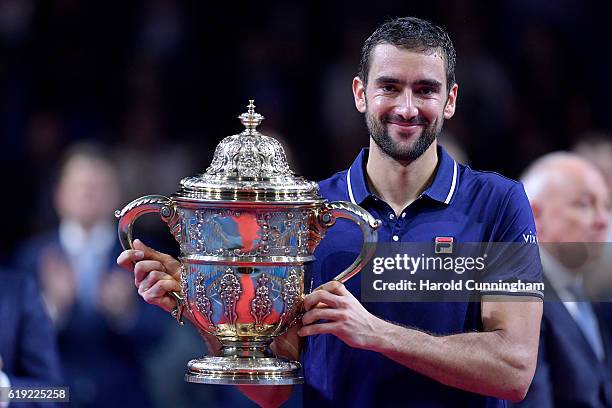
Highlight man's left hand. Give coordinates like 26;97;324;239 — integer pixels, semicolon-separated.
298;281;382;349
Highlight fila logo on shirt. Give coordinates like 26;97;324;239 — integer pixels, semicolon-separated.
435;237;454;254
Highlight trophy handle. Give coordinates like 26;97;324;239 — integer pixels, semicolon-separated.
115;194;186;325
318;201;381;283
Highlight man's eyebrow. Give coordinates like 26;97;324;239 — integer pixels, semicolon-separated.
374;76;405;85
413;79;443;88
373;76;443;88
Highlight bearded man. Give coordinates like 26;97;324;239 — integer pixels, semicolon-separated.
119;17;543;407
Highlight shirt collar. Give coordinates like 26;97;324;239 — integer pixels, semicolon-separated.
59;219;116;257
346;145;459;205
539;247;582;300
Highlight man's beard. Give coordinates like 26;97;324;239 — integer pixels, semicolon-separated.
366;110;442;162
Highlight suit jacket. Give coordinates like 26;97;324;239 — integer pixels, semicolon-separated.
515;275;612;408
0;268;63;407
15;230;164;408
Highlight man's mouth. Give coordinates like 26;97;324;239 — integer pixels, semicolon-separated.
387;121;423;128
384;116;429;128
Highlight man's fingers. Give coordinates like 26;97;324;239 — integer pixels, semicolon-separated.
140;279;180;306
302;307;343;325
133;239;175;264
116;249;145;271
297;322;340;337
134;260;166;286
133;239;181;277
303;289;343;311
137;271;173;295
314;280;349;296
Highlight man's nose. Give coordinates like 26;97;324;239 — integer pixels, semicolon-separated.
394;90;419;120
594;204;610;233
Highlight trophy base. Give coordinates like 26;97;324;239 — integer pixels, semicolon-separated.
185;356;303;385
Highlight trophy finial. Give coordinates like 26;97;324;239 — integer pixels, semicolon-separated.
239;99;264;133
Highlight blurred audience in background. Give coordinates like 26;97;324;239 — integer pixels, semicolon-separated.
0;268;63;408
12;141;260;407
1;1;612;407
2;1;612;263
14;142;163;407
574;133;612;242
517;153;612;407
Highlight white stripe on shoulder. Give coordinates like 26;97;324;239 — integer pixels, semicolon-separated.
444;161;458;204
347;167;356;204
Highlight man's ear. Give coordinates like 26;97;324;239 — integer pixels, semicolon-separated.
353;76;367;113
444;83;458;119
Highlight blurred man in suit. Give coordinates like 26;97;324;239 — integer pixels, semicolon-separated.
574;133;612;242
518;152;612;407
0;268;62;408
16;142;161;408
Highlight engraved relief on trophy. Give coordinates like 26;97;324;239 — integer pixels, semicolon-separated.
181;261;301;337
250;274;273;331
181;207;314;257
115;100;380;385
218;269;242;326
276;267;303;331
194;274;214;327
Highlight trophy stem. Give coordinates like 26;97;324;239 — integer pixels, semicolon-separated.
219;339;274;358
184;338;303;385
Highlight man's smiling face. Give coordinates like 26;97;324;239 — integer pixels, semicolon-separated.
354;43;458;162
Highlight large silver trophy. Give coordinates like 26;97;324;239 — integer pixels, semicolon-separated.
115;101;380;385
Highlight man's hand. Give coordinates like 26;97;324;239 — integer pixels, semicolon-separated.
298;280;383;349
98;268;138;327
39;246;76;322
297;279;541;402
116;239;181;313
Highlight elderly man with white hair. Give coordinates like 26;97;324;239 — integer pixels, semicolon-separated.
516;152;612;407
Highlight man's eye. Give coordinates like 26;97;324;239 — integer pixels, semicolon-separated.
572;199;591;209
416;88;435;95
382;85;397;93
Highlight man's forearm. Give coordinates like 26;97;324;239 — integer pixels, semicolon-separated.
370;319;535;402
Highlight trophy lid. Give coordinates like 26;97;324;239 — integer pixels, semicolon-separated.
176;100;321;203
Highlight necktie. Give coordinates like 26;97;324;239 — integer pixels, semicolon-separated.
568;284;605;361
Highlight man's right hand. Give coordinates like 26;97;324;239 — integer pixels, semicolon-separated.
116;239;181;313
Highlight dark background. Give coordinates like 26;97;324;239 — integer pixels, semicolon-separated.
1;0;611;261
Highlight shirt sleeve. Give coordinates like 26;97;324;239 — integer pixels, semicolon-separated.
478;182;544;298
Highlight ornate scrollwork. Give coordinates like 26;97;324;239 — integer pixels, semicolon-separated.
219;269;242;326
177;101;320;202
276;268;302;332
195;274;214;327
180;265;189;301
205;133;292;179
250;274;272;330
181;208;317;258
307;215;328;254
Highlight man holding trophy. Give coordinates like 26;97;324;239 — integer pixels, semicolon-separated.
118;17;543;407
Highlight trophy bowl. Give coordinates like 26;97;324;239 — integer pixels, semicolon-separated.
115;101;380;385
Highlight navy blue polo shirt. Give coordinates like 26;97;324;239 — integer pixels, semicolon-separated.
303;145;542;408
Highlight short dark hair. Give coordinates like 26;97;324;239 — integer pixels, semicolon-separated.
358;17;456;91
55;140;117;185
